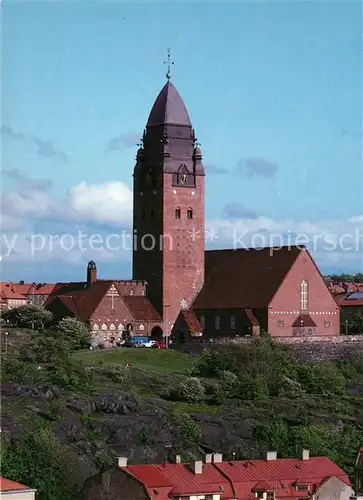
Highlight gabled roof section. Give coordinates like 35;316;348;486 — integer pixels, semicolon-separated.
292;314;317;328
123;295;161;321
147;81;192;127
0;477;32;491
181;310;203;334
192;246;302;310
45;280;115;321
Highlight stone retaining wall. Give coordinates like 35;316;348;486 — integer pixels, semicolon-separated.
171;335;363;363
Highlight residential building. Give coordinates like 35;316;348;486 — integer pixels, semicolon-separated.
0;477;36;499
81;451;353;500
337;292;363;327
355;446;363;496
0;281;56;309
0;283;28;310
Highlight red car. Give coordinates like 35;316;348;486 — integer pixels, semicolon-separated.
156;341;166;348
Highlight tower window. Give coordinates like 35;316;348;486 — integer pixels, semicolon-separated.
187;208;193;219
215;315;220;330
150;209;155;218
142;209;146;220
300;280;308;310
175;208;181;219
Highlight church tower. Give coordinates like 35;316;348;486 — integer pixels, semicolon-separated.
133;54;205;333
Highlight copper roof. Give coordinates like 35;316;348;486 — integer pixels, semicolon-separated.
147;81;191;126
192;246;302;310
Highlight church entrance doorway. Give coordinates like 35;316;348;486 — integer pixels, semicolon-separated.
151;326;163;340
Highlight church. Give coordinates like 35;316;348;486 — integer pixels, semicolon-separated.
46;67;341;341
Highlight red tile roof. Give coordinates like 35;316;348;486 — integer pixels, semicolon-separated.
45;280;161;323
192;246;302;310
45;280;112;321
0;282;56;297
0;283;28;301
122;456;350;500
0;477;31;491
123;295;161;321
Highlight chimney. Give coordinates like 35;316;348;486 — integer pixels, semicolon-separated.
301;449;309;461
266;451;277;461
193;461;203;474
87;260;97;286
213;453;223;463
205;453;213;463
117;457;128;468
175;455;181;464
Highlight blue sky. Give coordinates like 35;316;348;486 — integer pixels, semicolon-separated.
1;0;362;281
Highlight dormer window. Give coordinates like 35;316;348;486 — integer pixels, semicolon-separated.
187;208;193;219
175;208;181;219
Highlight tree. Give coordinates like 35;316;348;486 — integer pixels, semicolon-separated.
347;313;363;334
168;377;205;403
53;317;91;350
2;305;53;330
0;428;78;500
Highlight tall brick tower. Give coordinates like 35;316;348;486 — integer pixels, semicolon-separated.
133;63;205;335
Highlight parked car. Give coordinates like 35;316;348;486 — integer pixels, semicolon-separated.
143;340;159;348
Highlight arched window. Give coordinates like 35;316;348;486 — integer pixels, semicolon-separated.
230;315;235;329
300;280;308;310
199;316;205;329
139;324;145;331
101;323;108;331
215;315;220;330
187;208;193;219
117;323;124;331
109;323;116;331
92;323;99;331
175;207;181;219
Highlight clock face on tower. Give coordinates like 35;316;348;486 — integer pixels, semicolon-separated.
180;298;188;309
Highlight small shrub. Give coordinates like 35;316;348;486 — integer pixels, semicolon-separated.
169;409;202;446
168;377;205;403
238;375;269;400
277;376;305;399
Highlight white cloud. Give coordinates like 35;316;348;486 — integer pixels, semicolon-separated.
1;172;362;273
68;181;133;225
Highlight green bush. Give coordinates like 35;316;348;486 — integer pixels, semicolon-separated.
169;409;202;447
0;428;77;500
50;358;94;392
277;376;305;399
298;362;346;395
1;356;43;384
168;377;206;403
238;374;269;400
51;317;91;351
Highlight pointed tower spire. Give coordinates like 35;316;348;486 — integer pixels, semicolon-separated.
163;48;174;81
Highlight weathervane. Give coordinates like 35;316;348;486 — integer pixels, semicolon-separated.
163;48;174;80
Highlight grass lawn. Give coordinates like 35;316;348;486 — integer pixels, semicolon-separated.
74;347;196;374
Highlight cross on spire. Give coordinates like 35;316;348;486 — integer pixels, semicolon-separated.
163;48;174;80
